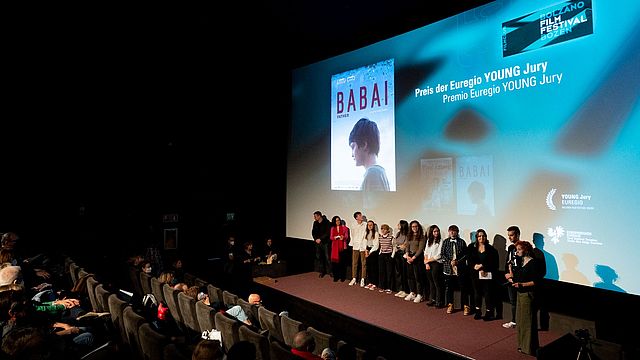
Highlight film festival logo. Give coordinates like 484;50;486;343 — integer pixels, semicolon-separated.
502;0;593;57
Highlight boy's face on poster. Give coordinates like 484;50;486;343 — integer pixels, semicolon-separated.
350;141;365;166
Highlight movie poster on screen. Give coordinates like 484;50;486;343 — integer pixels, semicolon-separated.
330;59;396;192
421;158;453;211
456;155;494;216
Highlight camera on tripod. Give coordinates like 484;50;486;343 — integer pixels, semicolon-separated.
574;329;597;360
575;328;591;342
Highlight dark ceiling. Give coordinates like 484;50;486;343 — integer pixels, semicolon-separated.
2;1;493;239
268;0;493;69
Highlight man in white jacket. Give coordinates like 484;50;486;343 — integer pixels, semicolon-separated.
348;211;368;287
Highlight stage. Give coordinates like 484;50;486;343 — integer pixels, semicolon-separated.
254;271;565;360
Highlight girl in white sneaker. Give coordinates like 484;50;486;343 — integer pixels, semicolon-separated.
377;224;394;294
363;220;379;290
405;220;426;303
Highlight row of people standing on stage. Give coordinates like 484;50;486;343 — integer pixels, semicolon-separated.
312;210;545;353
313;211;546;356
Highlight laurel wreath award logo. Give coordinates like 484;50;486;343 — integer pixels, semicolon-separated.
546;188;557;210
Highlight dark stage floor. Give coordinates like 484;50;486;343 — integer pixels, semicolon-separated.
257;272;565;360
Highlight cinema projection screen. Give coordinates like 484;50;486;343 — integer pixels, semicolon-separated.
287;0;640;296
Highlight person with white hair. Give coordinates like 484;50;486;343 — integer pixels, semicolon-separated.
0;265;22;287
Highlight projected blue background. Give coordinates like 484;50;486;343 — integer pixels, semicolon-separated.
288;0;640;296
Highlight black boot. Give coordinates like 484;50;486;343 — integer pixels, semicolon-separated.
483;309;495;321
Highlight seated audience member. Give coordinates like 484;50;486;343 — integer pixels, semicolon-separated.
245;293;262;326
197;291;210;306
173;282;189;292
196;292;225;313
141;261;155;277
0;249;16;267
224;293;262;329
191;339;223;360
184;286;199;300
128;255;145;267
1;232;52;284
226;340;256;360
52;320;96;354
5;266;82;318
158;271;176;286
291;329;323;359
322;348;336;360
0;265;23;287
261;237;280;263
2;301;28;337
170;258;185;284
67;272;95;310
1;326;66;359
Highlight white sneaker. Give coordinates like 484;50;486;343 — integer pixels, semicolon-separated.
349;278;356;286
360;278;365;287
413;294;423;303
395;291;407;298
404;292;416;301
368;284;376;291
502;321;516;329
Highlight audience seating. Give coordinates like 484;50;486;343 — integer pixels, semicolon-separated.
78;269;89;281
94;284;111;313
214;311;242;354
194;277;208;288
258;305;285;344
280;313;304;348
239;323;271;360
139;322;169;360
237;298;259;328
64;257;74;281
195;300;217;332
107;293;129;345
183;272;196;286
86;276;100;312
63;255;389;360
207;284;224;305
140;271;153;295
151;277;165;304
177;291;200;334
270;340;299;360
70;262;81;286
355;346;368;360
307;326;335;356
163;343;190;360
128;265;143;298
336;340;355;360
222;290;239;308
162;283;184;328
123;306;146;359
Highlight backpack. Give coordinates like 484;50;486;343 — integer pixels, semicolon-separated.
141;293;159;321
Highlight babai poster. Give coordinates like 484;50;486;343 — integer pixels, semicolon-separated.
330;59;396;192
421;158;454;211
456;155;494;216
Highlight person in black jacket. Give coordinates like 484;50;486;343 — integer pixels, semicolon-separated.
312;211;332;278
469;228;499;321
